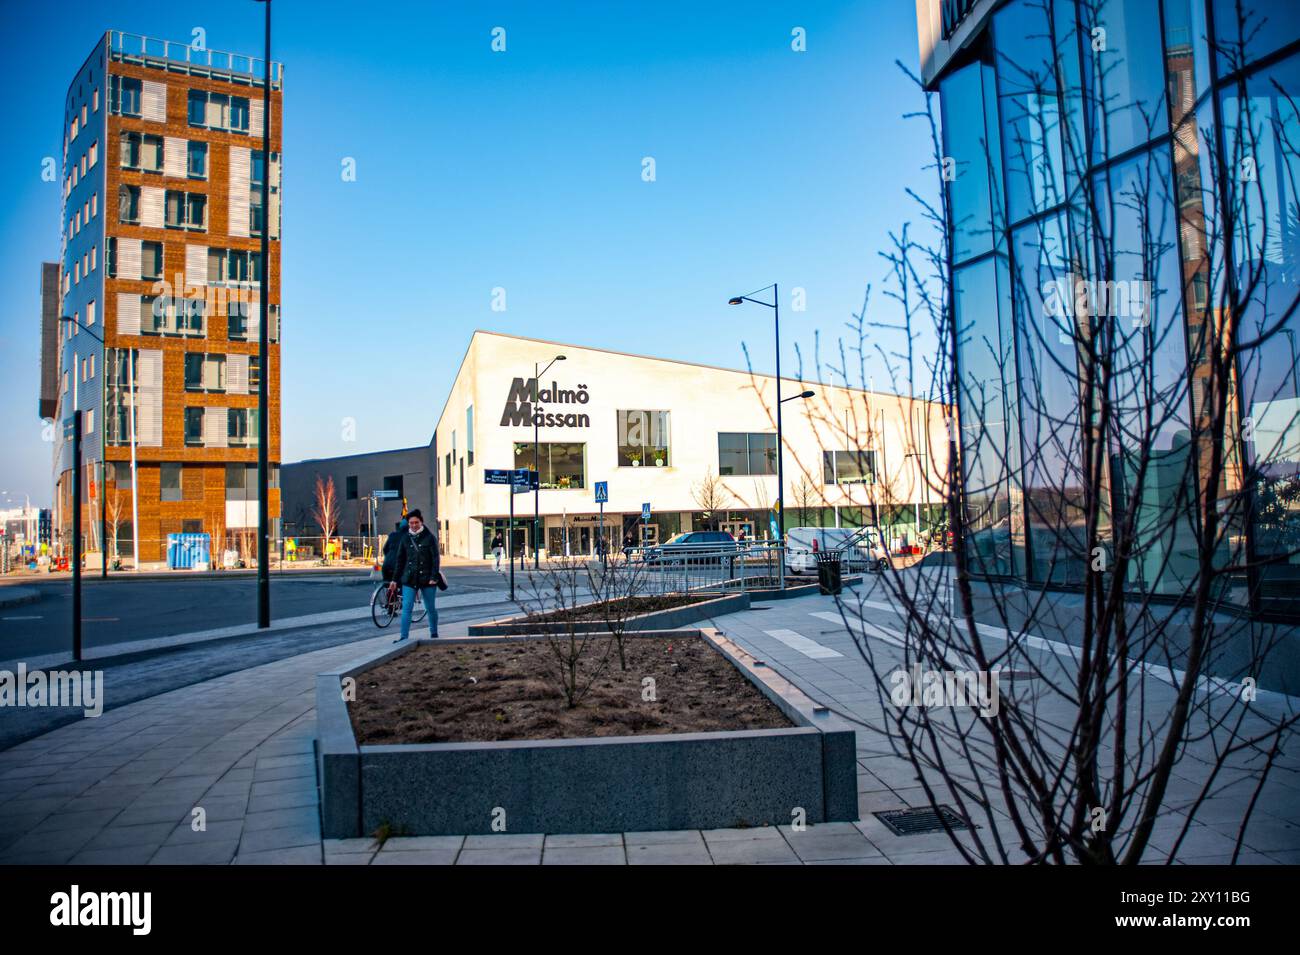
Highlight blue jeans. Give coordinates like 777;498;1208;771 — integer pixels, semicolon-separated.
399;584;438;639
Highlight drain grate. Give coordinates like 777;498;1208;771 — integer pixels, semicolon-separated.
874;805;971;836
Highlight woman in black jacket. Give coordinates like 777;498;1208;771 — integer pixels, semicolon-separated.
388;509;441;641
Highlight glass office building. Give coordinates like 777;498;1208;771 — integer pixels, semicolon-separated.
918;0;1300;613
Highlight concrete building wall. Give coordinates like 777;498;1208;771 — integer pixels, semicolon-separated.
434;331;949;561
281;446;433;549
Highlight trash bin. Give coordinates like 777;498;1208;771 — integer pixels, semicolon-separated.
816;550;843;595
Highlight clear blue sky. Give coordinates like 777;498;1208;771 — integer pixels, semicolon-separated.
0;0;934;508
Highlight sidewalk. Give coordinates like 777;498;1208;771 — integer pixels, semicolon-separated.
1;594;1296;864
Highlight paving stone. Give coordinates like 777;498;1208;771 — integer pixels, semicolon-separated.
705;835;799;865
237;824;319;854
325;852;375;865
626;841;714;865
371;849;459;865
242;806;320;833
462;833;545;850
377;836;464;852
246;789;318;814
233;845;322;865
163;819;244;846
456;847;541;865
544;833;624;849
69;844;160;865
543;845;627;865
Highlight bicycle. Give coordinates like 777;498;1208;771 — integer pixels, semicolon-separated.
370;581;428;629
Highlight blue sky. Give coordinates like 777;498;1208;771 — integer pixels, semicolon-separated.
0;0;935;508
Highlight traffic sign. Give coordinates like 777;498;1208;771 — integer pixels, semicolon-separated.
484;469;512;485
594;481;608;503
371;489;400;499
641;503;651;521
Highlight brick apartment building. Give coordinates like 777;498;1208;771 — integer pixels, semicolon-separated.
46;31;283;563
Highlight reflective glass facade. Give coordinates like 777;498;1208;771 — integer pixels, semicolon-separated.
932;0;1300;612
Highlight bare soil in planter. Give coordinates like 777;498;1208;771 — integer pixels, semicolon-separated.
348;635;793;744
522;592;713;624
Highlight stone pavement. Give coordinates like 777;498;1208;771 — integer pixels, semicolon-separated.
1;592;1297;864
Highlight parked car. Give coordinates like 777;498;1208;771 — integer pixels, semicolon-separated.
642;530;737;564
784;527;888;575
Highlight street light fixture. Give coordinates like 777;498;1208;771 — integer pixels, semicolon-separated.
533;354;565;569
728;286;814;589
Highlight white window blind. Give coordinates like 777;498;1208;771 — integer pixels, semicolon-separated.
229;146;251;237
117;239;142;281
140;186;165;228
249;100;264;138
203;407;228;448
136;350;163;447
141;81;167;123
163;137;187;177
185;244;207;287
116;293;142;336
227;354;249;395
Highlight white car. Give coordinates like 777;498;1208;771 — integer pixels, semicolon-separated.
785;527;889;575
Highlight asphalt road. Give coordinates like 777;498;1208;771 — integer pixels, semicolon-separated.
0;566;514;661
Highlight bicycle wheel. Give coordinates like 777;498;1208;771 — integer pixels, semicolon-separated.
412;591;428;624
371;584;396;628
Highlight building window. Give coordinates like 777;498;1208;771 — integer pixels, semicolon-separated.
345;475;358;500
184;353;226;392
208;248;262;285
717;432;776;476
383;475;404;498
120;131;163;172
182;520;203;534
106;237;117;277
142;240;163;281
187;89;250;133
183;409;204;446
444;452;452;486
459;458;465;494
110;75;142;117
822;450;876;485
617;410;670;466
118;184;140;224
226;464;257;501
165;190;206;230
248;355;261;391
515;442;585;490
466;406;475;465
187;141;208;179
228;408;259;447
161;462;183;499
249;151;280;236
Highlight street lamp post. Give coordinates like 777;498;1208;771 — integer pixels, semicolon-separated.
532;354;565;569
254;0;273;629
729;285;813;590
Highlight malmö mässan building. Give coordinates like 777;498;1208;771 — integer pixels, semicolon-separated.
431;331;949;561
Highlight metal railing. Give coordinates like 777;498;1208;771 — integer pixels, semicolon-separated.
622;541;789;595
108;31;284;89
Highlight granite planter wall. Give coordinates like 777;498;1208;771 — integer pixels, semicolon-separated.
316;629;858;838
465;591;750;637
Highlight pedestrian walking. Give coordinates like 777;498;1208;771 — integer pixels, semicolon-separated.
490;531;505;571
388;510;442;642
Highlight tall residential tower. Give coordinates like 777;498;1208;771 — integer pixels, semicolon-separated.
51;31;283;563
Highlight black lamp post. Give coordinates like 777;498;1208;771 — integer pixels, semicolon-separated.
728;287;815;589
253;0;273;628
532;354;565;568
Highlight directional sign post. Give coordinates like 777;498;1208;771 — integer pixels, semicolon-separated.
594;482;608;569
486;469;539;600
641;502;651;548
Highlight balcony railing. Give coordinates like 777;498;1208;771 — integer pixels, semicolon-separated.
107;31;283;90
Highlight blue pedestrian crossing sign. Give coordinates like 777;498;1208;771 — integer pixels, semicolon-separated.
642;503;651;521
594;481;608;504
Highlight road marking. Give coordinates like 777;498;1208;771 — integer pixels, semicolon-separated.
763;628;842;659
810;611;904;649
2;615;42;621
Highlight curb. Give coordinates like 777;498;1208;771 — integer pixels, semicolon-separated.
0;587;40;610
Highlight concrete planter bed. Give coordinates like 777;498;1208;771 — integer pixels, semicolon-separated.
466;590;750;636
315;629;858;838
